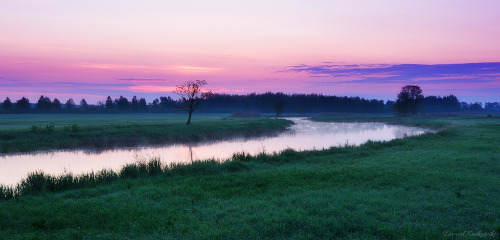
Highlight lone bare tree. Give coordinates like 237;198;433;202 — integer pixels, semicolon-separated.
173;80;213;125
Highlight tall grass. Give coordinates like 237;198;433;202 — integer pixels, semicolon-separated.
1;154;254;201
0;145;329;201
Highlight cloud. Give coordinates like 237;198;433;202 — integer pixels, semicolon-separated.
0;81;131;89
128;85;177;93
316;77;495;85
79;64;151;70
284;62;500;85
119;78;165;81
118;78;172;83
175;66;221;72
308;75;331;78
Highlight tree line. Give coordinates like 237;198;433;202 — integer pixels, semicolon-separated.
0;92;498;114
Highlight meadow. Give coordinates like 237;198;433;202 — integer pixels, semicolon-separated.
0;113;292;153
0;114;499;239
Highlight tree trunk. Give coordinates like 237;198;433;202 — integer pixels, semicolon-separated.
186;111;192;125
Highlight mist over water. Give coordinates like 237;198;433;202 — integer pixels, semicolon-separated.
0;118;427;185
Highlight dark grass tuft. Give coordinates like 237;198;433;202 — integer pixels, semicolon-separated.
1;156;251;200
0;185;16;201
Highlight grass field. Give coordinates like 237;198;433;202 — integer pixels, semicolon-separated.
0;113;226;130
0;113;292;153
0;114;499;239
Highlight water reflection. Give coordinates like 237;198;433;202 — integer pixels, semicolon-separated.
0;118;428;185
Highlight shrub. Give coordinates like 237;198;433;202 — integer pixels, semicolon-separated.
64;124;79;132
280;148;298;158
30;123;56;134
30;125;42;133
95;169;118;183
120;165;140;179
222;160;248;172
0;186;16;201
232;152;252;162
53;174;75;192
77;172;97;187
45;122;55;133
147;158;163;175
18;171;55;195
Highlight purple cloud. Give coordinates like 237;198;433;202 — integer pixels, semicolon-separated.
284;62;500;85
118;78;168;82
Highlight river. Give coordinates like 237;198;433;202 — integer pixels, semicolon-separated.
0;118;428;185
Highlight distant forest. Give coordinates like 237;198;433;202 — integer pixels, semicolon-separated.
0;92;498;114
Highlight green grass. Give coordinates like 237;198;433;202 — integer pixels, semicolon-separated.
310;112;500;130
0;115;499;239
0;113;226;130
0;114;292;153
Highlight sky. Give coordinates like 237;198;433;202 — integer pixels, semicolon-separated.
1;0;499;104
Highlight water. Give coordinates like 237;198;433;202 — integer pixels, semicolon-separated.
0;118;427;185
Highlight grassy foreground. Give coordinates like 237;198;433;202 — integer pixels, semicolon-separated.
0;115;499;239
0;114;292;153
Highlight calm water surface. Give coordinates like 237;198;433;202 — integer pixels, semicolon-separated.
0;118;428;185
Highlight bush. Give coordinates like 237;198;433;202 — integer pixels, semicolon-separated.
18;171;54;195
95;169;118;183
147;158;163;176
45;122;55;132
0;186;16;201
30;125;42;133
120;165;140;179
64;124;79;132
30;123;56;134
232;152;253;162
222;160;248;172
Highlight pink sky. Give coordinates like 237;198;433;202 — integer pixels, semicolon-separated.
1;0;500;103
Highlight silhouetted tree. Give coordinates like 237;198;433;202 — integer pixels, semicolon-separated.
0;91;475;115
394;85;424;116
485;102;500;111
423;95;460;112
152;99;159;111
385;100;396;112
80;98;89;110
173;80;213;125
2;97;12;113
65;98;76;111
272;100;285;116
36;95;52;112
297;105;306;116
131;96;139;111
160;96;175;111
116;96;130;111
105;96;114;110
470;102;483;111
52;98;62;112
16;97;31;112
138;98;147;111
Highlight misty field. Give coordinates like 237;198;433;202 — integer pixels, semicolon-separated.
0;113;227;130
0;113;292;153
0;114;498;239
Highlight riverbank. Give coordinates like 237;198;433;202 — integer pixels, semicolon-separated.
0;115;499;239
0;114;293;153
